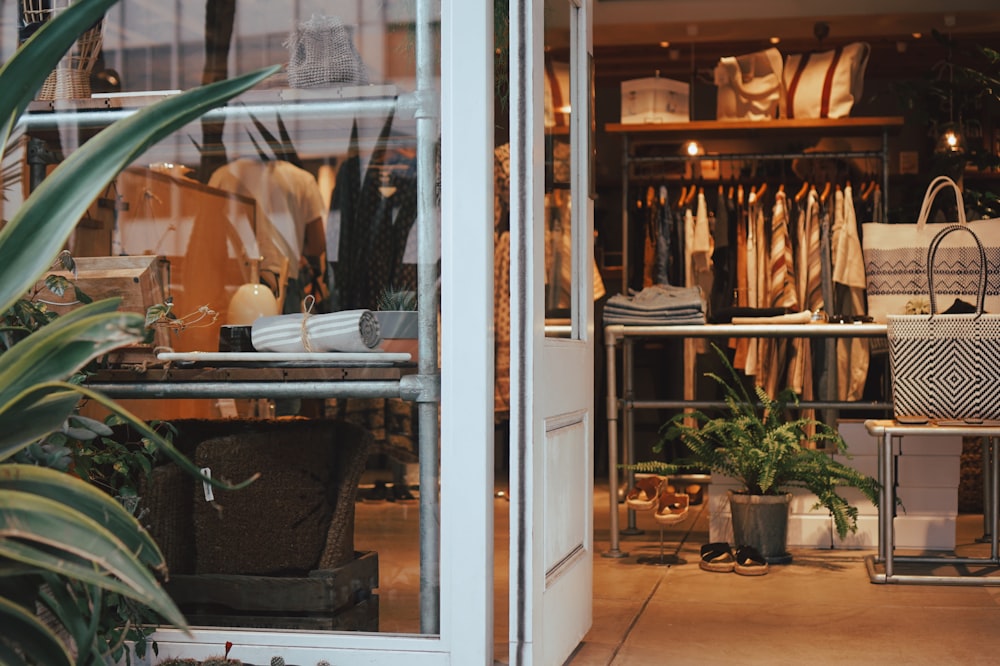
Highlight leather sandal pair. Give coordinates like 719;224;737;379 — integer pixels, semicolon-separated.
699;543;768;575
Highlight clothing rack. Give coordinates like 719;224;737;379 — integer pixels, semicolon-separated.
609;118;902;280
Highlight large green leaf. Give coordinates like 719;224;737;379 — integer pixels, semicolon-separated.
0;595;72;666
0;63;280;316
0;490;186;628
0;389;81;461
0;0;119;151
0;465;165;571
0;300;142;407
0;539;161;616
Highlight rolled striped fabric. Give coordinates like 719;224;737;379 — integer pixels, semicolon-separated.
251;309;381;353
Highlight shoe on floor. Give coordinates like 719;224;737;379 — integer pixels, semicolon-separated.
734;545;769;576
699;542;735;573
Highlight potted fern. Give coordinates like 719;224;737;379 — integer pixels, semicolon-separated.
631;344;880;563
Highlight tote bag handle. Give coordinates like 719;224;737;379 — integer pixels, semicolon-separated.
927;224;987;315
916;175;968;230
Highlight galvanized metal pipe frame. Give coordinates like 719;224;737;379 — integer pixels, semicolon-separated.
864;420;1000;585
602;322;891;558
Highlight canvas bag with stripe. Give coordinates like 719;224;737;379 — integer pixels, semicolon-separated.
782;42;870;119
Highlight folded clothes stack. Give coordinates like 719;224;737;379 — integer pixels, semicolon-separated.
603;284;706;325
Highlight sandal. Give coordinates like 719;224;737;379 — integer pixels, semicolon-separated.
734;545;769;576
625;476;664;511
653;490;689;525
699;542;735;573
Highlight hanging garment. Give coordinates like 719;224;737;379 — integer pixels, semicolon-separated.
691;189;714;306
709;189;734;316
653;186;674;286
759;190;797;396
642;186;658;287
788;188;822;397
684;205;695;288
743;190;766;378
833;184;870;401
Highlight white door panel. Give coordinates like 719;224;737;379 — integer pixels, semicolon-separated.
510;1;593;664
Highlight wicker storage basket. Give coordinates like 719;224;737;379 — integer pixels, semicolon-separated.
22;0;104;99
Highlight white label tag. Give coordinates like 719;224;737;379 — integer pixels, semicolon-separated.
201;467;215;502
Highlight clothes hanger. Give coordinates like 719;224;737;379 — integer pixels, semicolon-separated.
820;181;831;204
684;185;697;206
795;180;809;202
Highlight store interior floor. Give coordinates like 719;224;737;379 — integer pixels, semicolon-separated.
354;479;1000;665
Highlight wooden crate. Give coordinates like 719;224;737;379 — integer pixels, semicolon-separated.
164;550;379;631
39;255;168;316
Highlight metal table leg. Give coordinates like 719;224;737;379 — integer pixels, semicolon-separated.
621;338;644;535
603;327;627;558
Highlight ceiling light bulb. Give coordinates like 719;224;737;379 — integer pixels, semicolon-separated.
684;140;704;157
769;36;780;45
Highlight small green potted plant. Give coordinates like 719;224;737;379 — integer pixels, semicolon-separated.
630;343;880;564
375;287;418;359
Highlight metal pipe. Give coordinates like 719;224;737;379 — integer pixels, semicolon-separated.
603;327;627;558
414;0;441;635
87;381;403;400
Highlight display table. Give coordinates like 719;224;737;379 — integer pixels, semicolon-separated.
603;322;890;557
864;419;1000;585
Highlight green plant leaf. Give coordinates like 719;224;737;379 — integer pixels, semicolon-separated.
0;465;166;571
0;490;187;629
0;300;142;407
0;595;73;666
0;0;120;151
0;63;280;316
0;388;81;460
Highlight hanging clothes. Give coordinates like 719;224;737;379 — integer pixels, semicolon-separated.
709;187;734;316
653;186;674;286
833;184;870;401
759;189;796;396
788;187;822;397
642;186;658;288
691;188;714;306
742;189;765;377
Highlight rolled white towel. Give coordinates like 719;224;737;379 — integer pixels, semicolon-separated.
251;309;381;353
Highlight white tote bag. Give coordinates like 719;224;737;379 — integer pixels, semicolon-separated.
863;176;1000;323
783;42;869;119
714;48;784;121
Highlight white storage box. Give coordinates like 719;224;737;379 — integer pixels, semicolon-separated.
620;76;689;124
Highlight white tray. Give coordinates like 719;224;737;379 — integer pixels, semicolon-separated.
158;351;411;365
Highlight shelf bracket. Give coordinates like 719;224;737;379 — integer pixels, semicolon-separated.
399;372;441;403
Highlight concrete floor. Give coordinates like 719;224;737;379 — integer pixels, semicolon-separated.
354;482;1000;665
